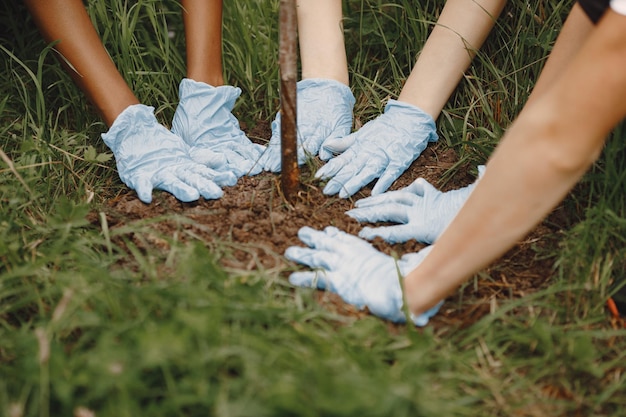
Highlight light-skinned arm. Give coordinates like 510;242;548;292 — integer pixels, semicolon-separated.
297;0;349;85
172;0;267;177
399;0;506;118
316;0;507;197
258;0;355;171
404;4;626;315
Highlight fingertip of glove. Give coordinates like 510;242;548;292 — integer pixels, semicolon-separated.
344;209;359;220
338;188;355;199
137;194;153;204
370;180;392;197
288;271;313;288
322;226;341;236
296;226;317;240
200;188;223;201
134;180;154;204
320;179;335;193
284;246;303;263
318;148;332;161
220;172;238;187
176;190;201;203
315;162;336;179
357;227;375;240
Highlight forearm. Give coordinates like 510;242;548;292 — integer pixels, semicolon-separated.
297;0;349;85
398;0;506;119
526;3;594;105
24;0;138;126
403;9;626;315
181;0;224;86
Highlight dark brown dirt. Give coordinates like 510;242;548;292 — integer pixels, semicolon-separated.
98;120;567;330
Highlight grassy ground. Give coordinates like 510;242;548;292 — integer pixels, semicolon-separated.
1;0;626;415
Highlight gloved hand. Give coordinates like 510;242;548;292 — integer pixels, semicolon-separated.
172;78;266;177
285;226;442;326
347;166;486;244
102;104;236;204
315;99;438;198
258;78;355;172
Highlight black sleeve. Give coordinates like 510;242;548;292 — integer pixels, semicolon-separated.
578;0;611;23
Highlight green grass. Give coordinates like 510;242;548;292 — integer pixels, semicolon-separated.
1;0;626;415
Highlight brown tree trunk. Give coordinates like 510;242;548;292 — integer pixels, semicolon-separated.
279;0;299;203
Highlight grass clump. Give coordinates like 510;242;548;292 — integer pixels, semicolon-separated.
1;0;625;416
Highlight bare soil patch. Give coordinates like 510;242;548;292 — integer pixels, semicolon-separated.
97;120;566;330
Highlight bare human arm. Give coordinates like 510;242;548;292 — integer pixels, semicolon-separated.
181;0;224;87
24;0;236;202
23;0;139;127
297;0;349;86
404;4;626;315
398;0;506;119
314;0;507;197
257;0;353;171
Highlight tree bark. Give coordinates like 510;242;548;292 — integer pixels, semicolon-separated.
279;0;299;203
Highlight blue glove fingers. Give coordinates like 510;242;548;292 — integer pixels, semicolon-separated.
358;225;420;244
133;176;156;204
403;178;428;196
288;271;331;291
346;203;410;224
154;172;202;203
208;170;237;187
284;246;339;271
318;154;360;195
319;149;382;197
337;161;386;198
299;78;355;161
295;225;342;250
215;148;262;177
223;141;265;163
179;169;224;200
187;147;228;170
371;165;407;196
315;147;356;180
353;190;419;209
258;148;281;173
182;163;233;187
371;138;430;196
258;116;282;172
321;177;345;197
197;184;224;200
321;163;361;197
319;133;358;160
161;166;226;201
297;225;371;253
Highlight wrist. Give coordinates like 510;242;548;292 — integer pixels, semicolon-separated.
301;71;349;86
401;255;442;317
396;92;439;121
102;104;152;151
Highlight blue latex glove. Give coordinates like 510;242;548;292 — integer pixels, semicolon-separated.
102;104;236;204
285;226;442;326
258;78;355;172
172;78;266;177
347;166;486;244
315;99;438;198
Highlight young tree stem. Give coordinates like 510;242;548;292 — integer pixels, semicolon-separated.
279;0;299;202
